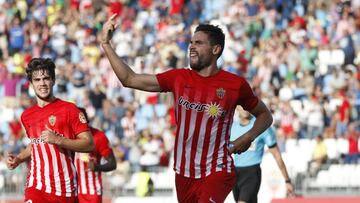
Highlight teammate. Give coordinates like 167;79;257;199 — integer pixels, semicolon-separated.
100;15;273;203
6;58;94;203
75;107;117;203
230;107;295;203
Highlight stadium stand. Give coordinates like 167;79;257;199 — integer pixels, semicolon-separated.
0;0;359;202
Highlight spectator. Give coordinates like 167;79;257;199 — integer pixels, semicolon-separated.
344;122;359;164
308;135;328;177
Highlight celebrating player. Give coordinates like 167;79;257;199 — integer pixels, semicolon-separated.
100;15;273;203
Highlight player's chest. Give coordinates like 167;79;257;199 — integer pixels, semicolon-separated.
177;81;239;104
24;112;68;138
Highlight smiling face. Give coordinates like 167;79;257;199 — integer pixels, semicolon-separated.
189;31;214;71
30;69;54;101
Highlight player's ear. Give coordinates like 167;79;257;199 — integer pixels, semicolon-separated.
212;44;221;56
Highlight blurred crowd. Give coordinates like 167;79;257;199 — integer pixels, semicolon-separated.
0;0;360;194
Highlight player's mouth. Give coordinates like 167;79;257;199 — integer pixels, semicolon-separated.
190;51;198;57
39;88;48;93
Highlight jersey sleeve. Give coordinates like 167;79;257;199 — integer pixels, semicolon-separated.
94;130;112;158
237;79;259;111
265;127;277;148
155;69;181;92
20;113;29;138
68;105;90;138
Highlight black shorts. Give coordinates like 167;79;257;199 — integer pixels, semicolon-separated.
232;164;261;203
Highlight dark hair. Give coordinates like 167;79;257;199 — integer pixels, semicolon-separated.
26;58;56;81
78;107;89;123
195;24;225;58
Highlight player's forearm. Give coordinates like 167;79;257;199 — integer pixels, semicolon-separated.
17;145;32;163
58;137;94;152
95;153;117;172
247;112;273;140
95;161;117;172
101;43;135;87
247;100;273;140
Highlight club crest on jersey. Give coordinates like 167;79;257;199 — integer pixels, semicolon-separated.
48;115;56;126
216;88;225;99
79;112;87;123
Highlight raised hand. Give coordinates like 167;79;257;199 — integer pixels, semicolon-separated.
100;14;118;44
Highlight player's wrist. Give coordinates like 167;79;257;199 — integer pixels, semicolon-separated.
101;41;111;46
55;136;64;146
285;179;291;184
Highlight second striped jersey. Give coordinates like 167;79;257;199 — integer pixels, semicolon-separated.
75;127;112;196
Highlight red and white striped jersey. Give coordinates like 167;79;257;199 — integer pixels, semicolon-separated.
75;127;112;196
156;69;258;179
21;98;90;197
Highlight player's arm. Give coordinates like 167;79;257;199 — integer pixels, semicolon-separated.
100;14;161;92
231;100;273;153
93;150;117;172
269;145;295;197
7;144;31;170
42;127;94;152
59;131;94;152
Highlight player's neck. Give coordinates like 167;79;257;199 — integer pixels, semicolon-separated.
36;96;56;108
196;65;220;77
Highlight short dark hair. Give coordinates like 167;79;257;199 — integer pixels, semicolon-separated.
26;58;56;81
195;24;225;58
78;107;89;123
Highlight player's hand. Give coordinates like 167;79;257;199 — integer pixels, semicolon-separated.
6;153;21;170
286;182;296;198
41;125;63;145
100;14;118;44
229;134;253;154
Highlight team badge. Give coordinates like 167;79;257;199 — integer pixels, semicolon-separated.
48;115;56;126
79;112;87;123
216;88;225;99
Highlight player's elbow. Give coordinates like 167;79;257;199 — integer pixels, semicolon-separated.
121;72;136;88
267;113;273;126
83;138;95;152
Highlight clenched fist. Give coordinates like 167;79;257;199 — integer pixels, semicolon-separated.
6;153;21;170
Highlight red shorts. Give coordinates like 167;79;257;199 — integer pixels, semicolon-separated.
25;187;77;203
175;170;236;203
78;193;102;203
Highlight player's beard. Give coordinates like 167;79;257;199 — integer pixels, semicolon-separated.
190;55;211;71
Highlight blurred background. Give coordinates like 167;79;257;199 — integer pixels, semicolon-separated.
0;0;359;202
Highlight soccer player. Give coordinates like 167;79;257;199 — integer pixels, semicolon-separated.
75;107;117;203
6;58;95;203
100;15;273;203
230;107;295;203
